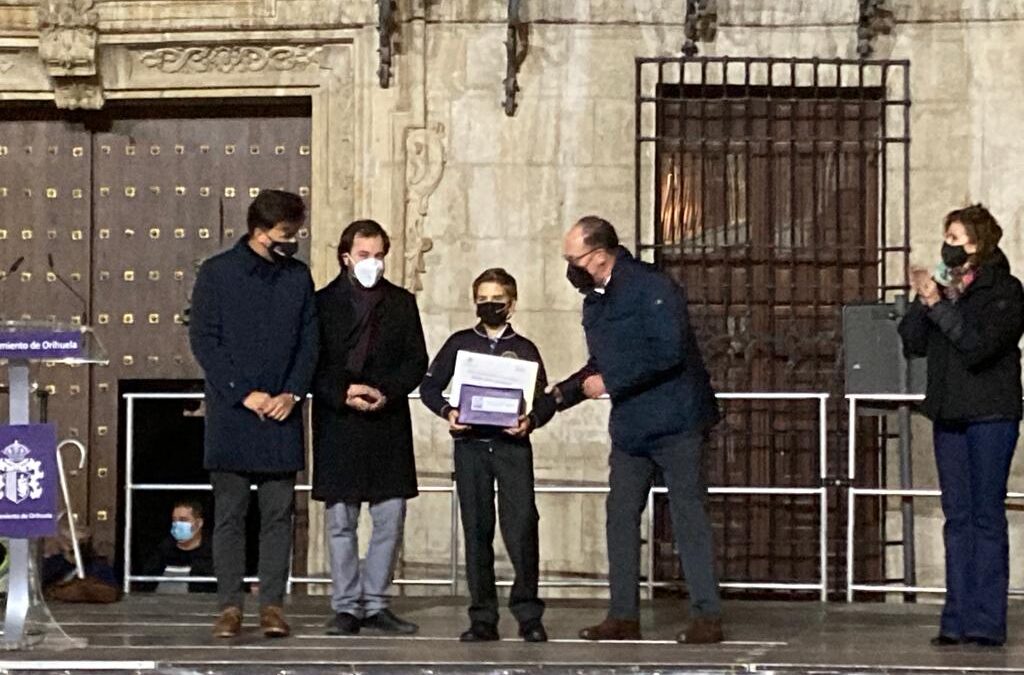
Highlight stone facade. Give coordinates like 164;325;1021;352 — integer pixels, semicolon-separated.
4;0;1024;599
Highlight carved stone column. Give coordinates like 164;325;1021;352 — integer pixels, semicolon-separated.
37;0;103;109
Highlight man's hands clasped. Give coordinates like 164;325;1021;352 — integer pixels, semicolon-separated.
345;383;387;413
243;391;298;421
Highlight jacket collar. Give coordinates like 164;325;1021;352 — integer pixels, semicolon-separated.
237;235;283;275
961;247;1011;296
326;270;397;296
473;323;516;340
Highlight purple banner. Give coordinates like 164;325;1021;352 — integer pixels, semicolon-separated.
0;330;82;360
0;425;58;538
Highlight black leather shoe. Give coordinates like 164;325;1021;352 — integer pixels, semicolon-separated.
930;634;964;647
519;619;548;643
362;609;419;635
325;612;361;636
459;621;499;642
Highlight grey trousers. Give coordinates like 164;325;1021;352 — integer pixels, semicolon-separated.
326;498;407;617
211;471;295;610
607;432;721;620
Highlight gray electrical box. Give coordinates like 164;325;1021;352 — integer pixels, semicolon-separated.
843;301;927;395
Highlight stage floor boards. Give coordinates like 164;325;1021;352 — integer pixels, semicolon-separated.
3;595;1024;674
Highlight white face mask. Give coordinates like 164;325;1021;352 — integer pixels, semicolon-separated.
352;258;384;288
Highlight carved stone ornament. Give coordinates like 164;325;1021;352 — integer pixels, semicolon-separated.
38;0;99;77
138;45;323;74
52;79;102;110
37;0;103;109
403;124;447;292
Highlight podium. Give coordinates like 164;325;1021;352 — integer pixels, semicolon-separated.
0;320;107;649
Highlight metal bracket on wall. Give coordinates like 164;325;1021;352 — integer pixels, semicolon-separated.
377;0;396;88
503;0;529;117
857;0;894;58
681;0;717;57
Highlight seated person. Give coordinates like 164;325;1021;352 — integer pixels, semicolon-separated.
41;523;120;603
136;499;214;593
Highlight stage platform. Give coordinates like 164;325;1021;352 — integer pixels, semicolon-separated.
4;596;1024;674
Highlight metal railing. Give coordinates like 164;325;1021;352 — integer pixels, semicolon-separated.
123;391;830;600
844;393;1024;601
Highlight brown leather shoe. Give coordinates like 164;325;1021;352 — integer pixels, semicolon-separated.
678;616;723;644
579;617;642;641
212;606;243;638
260;605;291;638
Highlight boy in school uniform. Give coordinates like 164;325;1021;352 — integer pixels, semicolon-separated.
420;268;556;643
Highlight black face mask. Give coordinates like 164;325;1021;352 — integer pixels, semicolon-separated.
566;263;596;294
941;242;969;268
269;239;299;259
476;301;509;327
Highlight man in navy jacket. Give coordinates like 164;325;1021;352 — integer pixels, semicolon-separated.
551;216;723;644
189;190;318;639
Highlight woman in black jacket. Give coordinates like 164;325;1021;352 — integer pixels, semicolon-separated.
312;220;428;636
899;204;1024;648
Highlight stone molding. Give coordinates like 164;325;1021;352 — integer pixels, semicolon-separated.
137;44;323;74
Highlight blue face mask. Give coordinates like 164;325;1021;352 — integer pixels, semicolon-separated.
171;521;195;542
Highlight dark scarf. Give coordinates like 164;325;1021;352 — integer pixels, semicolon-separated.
345;277;385;375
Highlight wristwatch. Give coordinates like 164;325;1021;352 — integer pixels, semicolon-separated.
291;393;302;403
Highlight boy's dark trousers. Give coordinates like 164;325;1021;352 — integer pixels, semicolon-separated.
454;437;544;627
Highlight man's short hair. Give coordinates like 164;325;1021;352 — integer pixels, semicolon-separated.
576;215;619;251
472;267;518;302
336;219;392;268
173;499;204;520
246;189;306;236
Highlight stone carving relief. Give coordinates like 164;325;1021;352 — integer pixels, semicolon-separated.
138;45;323;74
52;81;102;109
402;123;447;292
37;0;103;109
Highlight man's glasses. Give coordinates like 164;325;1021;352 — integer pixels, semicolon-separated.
563;248;600;266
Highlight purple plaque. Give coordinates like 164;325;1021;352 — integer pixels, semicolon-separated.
0;330;82;360
0;425;58;538
458;385;523;428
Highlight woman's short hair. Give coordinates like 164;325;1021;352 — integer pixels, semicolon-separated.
944;203;1002;264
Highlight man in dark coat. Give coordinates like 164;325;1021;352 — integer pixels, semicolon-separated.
189;189;318;639
550;216;723;644
312;219;428;636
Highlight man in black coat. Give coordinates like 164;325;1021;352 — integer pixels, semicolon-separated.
189;190;318;639
550;216;723;644
312;220;428;636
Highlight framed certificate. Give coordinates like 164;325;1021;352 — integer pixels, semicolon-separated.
448;350;539;413
457;384;523;427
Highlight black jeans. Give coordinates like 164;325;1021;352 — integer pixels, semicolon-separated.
606;431;721;620
211;471;295;610
454;438;544;626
